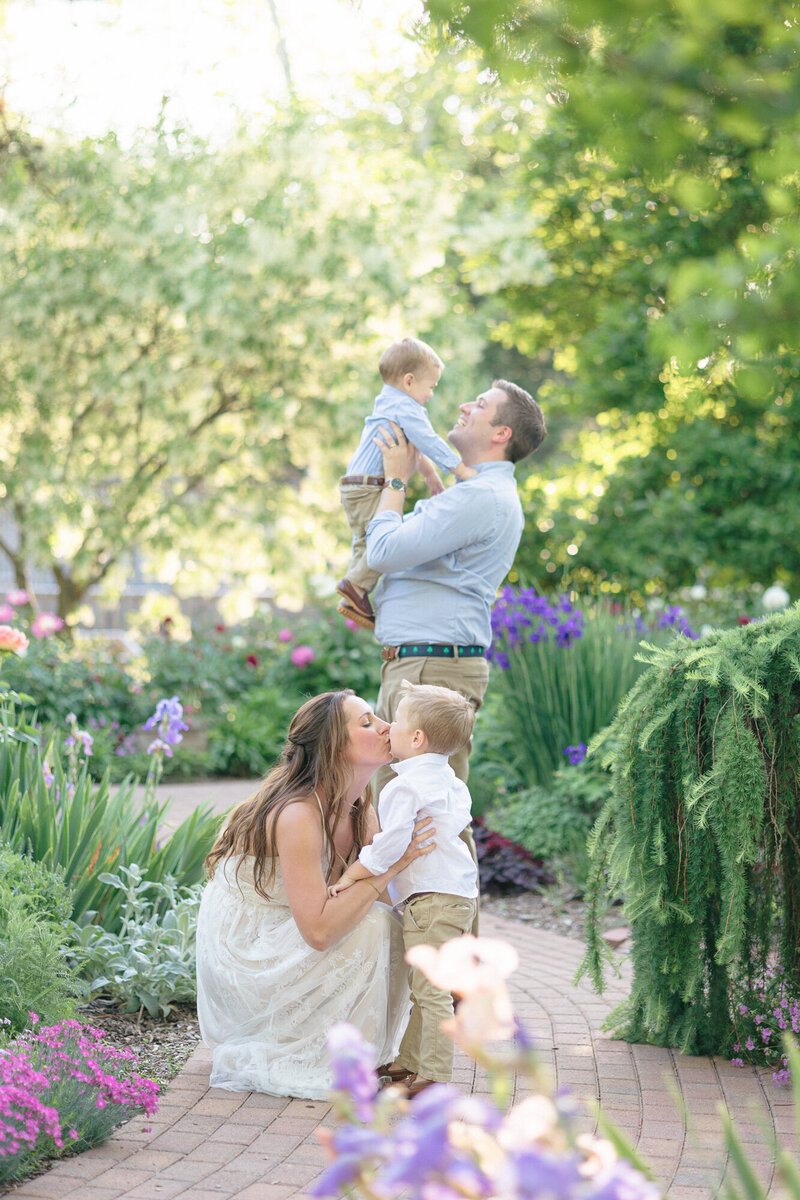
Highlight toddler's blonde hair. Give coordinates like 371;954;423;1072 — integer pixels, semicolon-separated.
379;337;444;384
399;680;475;756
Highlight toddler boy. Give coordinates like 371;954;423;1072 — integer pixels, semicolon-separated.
329;680;479;1095
337;337;476;629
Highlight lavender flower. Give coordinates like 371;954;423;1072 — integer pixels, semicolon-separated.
326;1023;378;1123
142;695;189;746
564;743;587;766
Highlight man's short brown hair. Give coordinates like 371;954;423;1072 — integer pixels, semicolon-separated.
379;337;444;384
491;379;547;463
399;680;475;757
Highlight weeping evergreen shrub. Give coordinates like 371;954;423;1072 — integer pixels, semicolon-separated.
580;604;800;1056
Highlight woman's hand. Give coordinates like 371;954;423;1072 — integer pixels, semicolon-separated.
392;814;435;875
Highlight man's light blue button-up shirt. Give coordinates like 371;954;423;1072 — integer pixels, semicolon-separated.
365;461;524;647
346;384;461;476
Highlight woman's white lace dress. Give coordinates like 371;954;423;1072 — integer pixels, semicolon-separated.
196;854;410;1098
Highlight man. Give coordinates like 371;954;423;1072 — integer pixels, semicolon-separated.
365;378;546;801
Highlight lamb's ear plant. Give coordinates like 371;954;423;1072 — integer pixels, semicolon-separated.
69;865;203;1017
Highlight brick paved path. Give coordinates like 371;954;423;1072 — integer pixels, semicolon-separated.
10;913;796;1200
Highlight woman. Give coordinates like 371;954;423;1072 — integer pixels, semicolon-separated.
196;689;433;1098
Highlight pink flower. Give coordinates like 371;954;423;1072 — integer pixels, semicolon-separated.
278;627;293;643
345;619;359;631
0;625;29;654
290;644;315;668
30;612;64;639
6;589;29;606
0;603;14;621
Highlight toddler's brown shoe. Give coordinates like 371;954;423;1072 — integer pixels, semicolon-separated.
336;579;375;629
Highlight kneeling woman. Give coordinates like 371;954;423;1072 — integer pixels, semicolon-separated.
196;689;432;1098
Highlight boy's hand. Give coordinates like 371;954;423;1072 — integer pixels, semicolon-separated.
328;874;356;898
419;455;444;496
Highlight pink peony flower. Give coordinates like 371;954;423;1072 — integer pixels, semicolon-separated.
30;612;65;638
6;589;29;606
0;603;15;621
278;627;293;643
0;624;29;653
290;644;315;668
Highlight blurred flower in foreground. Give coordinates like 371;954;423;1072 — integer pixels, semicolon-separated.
278;627;293;642
407;936;518;1048
311;936;660;1200
6;589;29;606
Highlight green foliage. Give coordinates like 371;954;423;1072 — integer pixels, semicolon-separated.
579;604;800;1056
420;0;800;596
0;706;220;931
0;846;79;1034
69;866;202;1018
488;759;612;862
209;685;297;777
485;592;691;789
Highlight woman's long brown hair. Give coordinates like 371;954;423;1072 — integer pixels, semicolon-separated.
205;689;371;899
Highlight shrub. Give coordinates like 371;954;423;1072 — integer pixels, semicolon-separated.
0;1017;159;1186
208;684;298;776
487;757;612;862
473;817;551;894
0;847;79;1035
581;604;800;1056
69;865;203;1018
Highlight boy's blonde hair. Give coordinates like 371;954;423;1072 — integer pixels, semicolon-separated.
379;337;444;384
399;680;475;757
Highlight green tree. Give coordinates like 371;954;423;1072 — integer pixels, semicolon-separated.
420;0;800;595
0;109;469;619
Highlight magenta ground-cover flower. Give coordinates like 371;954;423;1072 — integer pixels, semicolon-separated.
0;1017;160;1184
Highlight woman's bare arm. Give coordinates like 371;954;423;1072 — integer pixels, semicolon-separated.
276;802;433;951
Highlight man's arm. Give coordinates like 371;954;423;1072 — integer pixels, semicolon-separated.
367;424;493;573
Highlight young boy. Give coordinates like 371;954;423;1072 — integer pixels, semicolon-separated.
329;680;479;1096
337;337;476;629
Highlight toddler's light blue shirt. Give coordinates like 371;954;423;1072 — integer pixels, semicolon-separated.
346;384;461;476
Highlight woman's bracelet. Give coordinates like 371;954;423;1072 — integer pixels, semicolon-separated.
363;878;384;897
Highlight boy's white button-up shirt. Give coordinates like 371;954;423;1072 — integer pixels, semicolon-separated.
358;752;478;906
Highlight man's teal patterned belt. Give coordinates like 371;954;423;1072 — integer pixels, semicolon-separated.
396;643;485;659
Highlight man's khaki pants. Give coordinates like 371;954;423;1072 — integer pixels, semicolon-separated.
373;652;490;796
394;891;479;1082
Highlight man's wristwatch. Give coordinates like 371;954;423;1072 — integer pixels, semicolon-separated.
383;478;407;493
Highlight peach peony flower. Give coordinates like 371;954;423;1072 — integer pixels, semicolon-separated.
0;625;29;654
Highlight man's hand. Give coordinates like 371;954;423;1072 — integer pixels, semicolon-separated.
373;422;419;483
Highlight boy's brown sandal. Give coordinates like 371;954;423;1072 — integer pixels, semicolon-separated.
375;1063;413;1082
397;1075;436;1097
337;602;375;630
336;579;375;621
